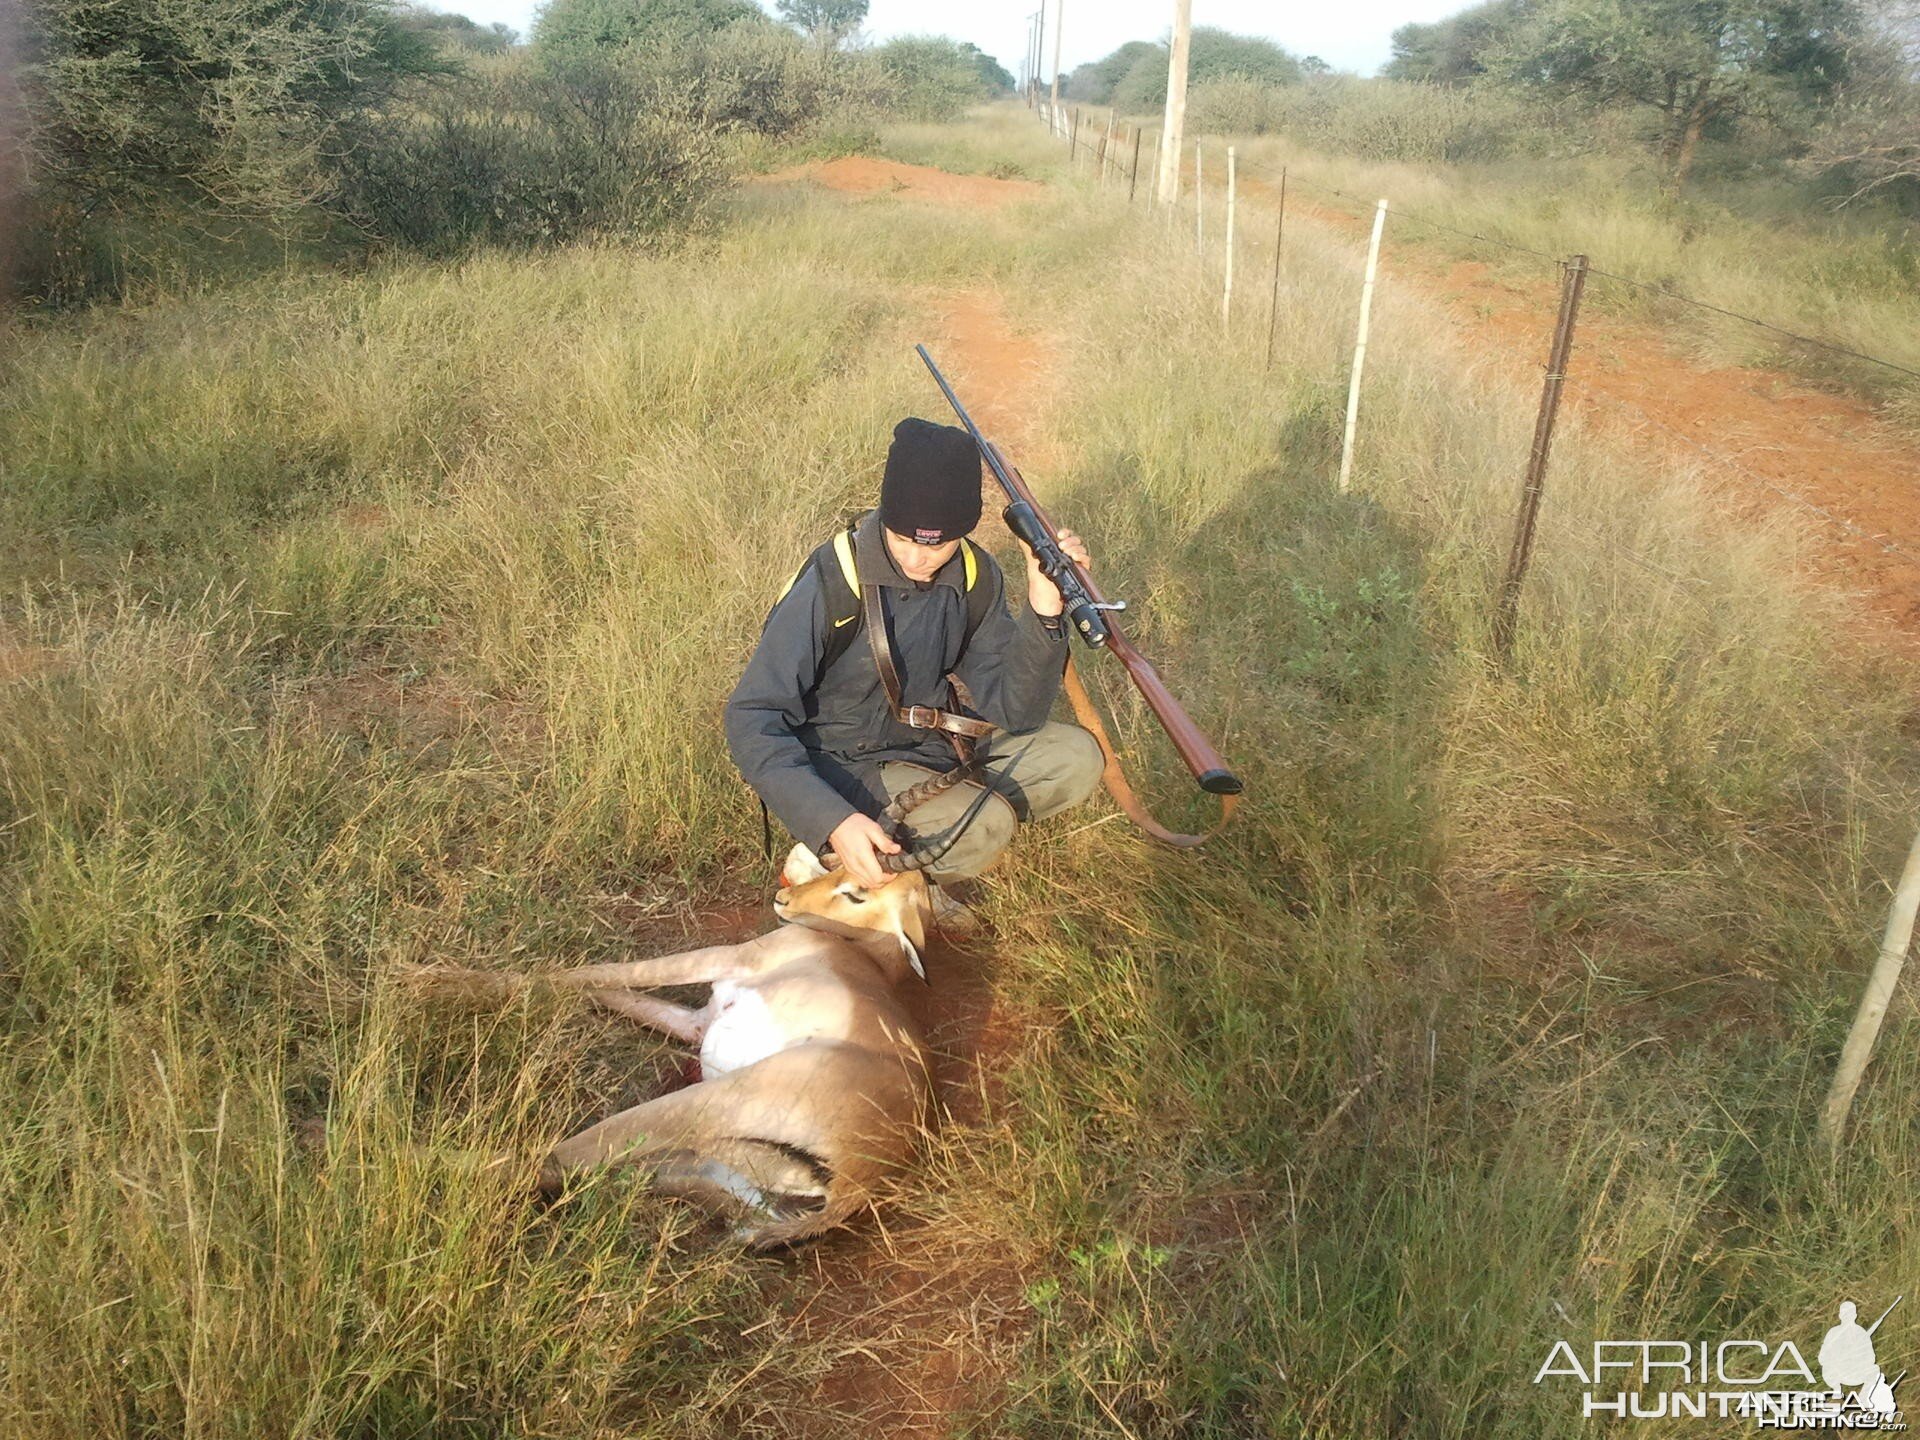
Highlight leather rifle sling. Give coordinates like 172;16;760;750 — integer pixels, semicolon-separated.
861;585;996;744
1061;655;1239;848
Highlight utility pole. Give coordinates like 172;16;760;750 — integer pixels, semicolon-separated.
1050;0;1063;118
1034;12;1045;107
1034;6;1046;112
1023;14;1030;99
1155;0;1192;206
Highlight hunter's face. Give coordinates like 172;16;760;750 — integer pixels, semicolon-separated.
884;527;963;584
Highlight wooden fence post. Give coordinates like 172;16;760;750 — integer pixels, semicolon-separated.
1491;254;1589;660
1149;129;1163;207
1337;199;1390;493
1819;822;1920;1147
1128;128;1143;202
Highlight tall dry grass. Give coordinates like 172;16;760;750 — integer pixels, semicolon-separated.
1;102;1916;1435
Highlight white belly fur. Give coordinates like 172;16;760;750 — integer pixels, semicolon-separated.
700;981;790;1076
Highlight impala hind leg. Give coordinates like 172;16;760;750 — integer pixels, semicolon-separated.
539;1085;831;1231
397;944;753;1001
542;1087;704;1195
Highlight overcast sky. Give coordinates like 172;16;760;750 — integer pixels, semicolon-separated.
431;0;1471;78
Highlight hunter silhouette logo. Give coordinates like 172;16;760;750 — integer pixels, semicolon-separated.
1533;1294;1908;1427
1821;1301;1904;1418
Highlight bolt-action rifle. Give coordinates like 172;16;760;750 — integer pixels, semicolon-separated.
916;344;1242;846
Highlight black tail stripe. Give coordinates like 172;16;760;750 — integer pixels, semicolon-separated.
732;1137;835;1189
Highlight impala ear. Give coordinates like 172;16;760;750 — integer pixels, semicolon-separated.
899;930;927;983
897;875;929;983
782;844;829;886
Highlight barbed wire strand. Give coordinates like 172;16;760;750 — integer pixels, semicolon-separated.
1036;107;1920;575
1089;111;1920;387
1560;375;1920;570
1579;265;1920;384
1532;508;1719;609
1227;152;1569;269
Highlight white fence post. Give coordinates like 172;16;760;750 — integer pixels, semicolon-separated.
1338;198;1389;493
1820;822;1920;1146
1194;142;1204;257
1223;146;1237;329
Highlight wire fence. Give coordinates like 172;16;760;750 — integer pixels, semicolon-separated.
1029;96;1920;658
1028;91;1920;1167
1042;98;1920;386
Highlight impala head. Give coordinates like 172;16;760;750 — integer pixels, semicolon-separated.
774;845;930;983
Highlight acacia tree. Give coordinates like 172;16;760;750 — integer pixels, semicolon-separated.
1490;0;1860;185
774;0;866;51
532;0;764;57
1109;28;1304;111
1386;0;1530;86
20;0;436;223
1804;0;1920;200
871;35;998;119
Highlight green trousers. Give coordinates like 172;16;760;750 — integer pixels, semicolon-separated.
879;721;1105;884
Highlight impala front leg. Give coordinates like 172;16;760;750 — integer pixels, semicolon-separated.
587;989;710;1043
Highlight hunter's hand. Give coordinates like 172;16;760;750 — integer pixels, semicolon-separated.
1020;527;1092;618
828;813;901;890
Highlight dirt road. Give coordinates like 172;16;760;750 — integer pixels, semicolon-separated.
1263;179;1920;647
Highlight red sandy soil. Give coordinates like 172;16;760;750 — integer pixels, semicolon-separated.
754;156;1040;209
1249;174;1920;648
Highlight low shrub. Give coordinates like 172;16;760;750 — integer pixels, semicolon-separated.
331;55;727;252
871;35;1003;122
1188;76;1573;165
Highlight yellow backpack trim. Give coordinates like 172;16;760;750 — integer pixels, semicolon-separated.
833;528;859;593
775;526;975;608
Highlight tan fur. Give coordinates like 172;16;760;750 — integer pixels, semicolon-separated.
415;847;934;1249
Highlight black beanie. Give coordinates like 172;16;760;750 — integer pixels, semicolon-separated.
879;417;982;545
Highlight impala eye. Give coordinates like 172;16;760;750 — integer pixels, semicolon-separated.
835;883;869;905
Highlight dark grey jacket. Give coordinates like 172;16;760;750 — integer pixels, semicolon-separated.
726;510;1069;851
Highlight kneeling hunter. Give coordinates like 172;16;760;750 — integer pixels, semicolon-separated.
725;417;1104;922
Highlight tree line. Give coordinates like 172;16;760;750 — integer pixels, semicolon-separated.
1061;0;1918;198
4;0;1016;305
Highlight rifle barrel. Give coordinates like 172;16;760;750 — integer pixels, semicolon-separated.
1868;1296;1903;1336
913;344;1243;799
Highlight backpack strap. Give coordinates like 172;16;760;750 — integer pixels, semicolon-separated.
777;520;989;676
